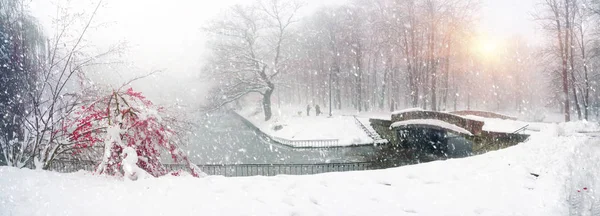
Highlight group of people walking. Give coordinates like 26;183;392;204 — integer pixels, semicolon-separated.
306;104;322;116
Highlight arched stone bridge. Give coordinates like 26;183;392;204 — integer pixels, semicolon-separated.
391;110;485;135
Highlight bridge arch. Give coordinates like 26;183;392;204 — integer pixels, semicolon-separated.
391;110;484;135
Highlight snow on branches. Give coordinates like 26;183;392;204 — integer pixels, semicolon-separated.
64;88;203;178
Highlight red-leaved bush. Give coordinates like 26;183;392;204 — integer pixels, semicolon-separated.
63;88;202;178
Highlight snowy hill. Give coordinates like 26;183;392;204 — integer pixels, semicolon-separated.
1;122;599;215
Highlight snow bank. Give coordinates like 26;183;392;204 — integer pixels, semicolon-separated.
463;115;549;134
390;119;473;136
559;120;600;134
464;115;600;135
2;122;598;215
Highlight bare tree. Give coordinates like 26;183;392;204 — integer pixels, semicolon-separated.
203;0;302;121
574;3;594;120
536;0;572;121
0;0;129;169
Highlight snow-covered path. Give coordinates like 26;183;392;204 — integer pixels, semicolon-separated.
565;136;600;215
1;123;599;216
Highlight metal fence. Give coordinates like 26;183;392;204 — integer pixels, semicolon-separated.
47;160;98;173
47;160;374;177
269;136;340;148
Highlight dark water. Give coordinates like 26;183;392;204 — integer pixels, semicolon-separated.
183;113;379;164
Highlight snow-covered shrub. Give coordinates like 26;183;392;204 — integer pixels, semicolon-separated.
121;147;150;181
63;88;203;178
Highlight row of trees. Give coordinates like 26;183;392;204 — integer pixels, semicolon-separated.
287;0;482;113
0;0;200;178
204;0;547;121
536;0;600;121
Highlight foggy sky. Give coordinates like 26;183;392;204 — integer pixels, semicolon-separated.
479;0;539;43
28;0;538;109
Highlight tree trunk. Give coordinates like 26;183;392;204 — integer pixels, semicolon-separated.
423;55;430;110
380;55;390;110
555;5;570;121
388;68;397;112
453;74;458;111
442;36;451;111
356;43;363;112
332;64;341;110
263;84;274;121
429;26;437;111
580;29;590;120
570;66;582;120
565;1;581;120
370;53;377;111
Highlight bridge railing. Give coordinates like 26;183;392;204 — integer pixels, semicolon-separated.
351;115;388;144
46;160;374;177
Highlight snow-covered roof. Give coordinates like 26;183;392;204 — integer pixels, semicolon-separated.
391;108;425;115
390;119;473;136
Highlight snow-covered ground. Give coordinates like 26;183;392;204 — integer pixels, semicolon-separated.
1;122;599;216
241;105;599;144
463;114;600;135
238;106;376;147
461;114;549;134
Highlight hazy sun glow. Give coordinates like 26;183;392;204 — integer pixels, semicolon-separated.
481;41;497;53
474;36;502;59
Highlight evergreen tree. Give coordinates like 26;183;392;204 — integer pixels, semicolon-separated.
0;0;46;164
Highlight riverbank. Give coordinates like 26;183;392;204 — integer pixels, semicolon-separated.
182;112;379;164
2;121;598;215
236;106;385;147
